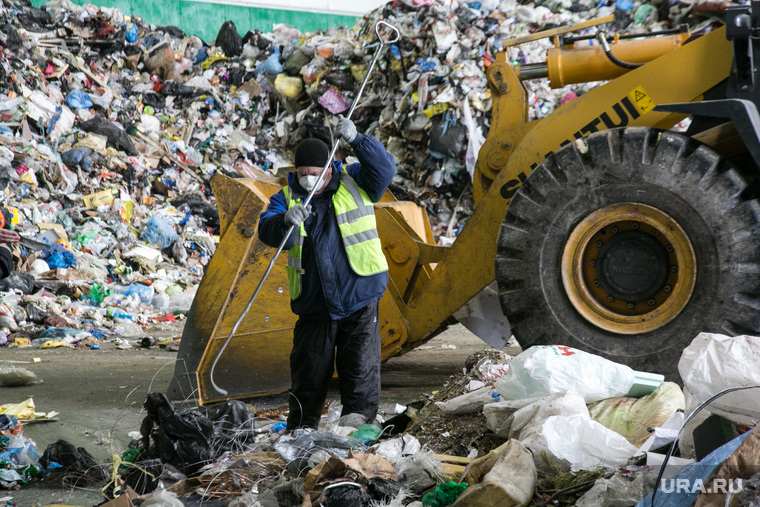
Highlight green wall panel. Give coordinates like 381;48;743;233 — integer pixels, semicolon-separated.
31;0;358;42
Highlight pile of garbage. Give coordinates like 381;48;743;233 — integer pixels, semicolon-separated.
0;0;728;349
5;332;758;506
0;402;48;490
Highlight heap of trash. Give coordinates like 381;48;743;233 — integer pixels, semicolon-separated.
0;0;727;350
3;332;758;506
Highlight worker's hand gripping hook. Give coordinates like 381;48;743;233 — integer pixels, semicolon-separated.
208;20;401;397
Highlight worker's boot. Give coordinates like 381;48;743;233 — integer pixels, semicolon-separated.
338;413;367;429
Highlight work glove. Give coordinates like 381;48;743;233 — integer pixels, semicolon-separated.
336;115;358;143
284;204;311;227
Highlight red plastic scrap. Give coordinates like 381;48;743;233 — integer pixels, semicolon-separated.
317;88;349;115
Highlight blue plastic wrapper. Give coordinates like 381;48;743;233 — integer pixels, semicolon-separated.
90;344;100;350
616;0;634;10
65;90;93;109
255;48;284;77
124;283;154;304
42;245;76;268
271;422;287;433
414;58;437;72
61;147;96;171
39;327;83;338
0;415;18;431
106;307;132;320
141;216;178;249
195;47;208;64
636;428;755;507
89;329;108;339
126;23;138;43
47;106;63;134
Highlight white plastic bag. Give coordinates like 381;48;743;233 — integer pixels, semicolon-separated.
462;96;485;181
141;489;183;507
484;391;588;438
435;385;500;414
495;345;635;403
678;332;760;424
541;414;640;471
576;468;659;507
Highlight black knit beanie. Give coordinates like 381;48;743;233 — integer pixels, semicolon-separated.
294;138;329;168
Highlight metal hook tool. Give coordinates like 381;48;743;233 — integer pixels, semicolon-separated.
209;20;400;395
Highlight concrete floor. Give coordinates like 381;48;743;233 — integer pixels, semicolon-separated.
1;323;489;506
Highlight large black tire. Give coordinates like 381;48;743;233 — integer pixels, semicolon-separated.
496;127;760;379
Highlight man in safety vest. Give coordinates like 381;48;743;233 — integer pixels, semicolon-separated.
258;116;395;431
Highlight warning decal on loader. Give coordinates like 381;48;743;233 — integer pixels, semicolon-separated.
629;86;655;115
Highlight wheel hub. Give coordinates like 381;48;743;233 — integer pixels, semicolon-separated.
596;230;669;302
561;203;696;334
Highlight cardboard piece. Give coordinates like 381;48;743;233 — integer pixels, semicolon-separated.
97;487;139;507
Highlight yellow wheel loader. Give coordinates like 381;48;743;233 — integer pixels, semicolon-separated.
169;7;760;405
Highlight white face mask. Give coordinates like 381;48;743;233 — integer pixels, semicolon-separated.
299;174;321;192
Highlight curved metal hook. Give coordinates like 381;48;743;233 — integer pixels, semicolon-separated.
375;20;400;45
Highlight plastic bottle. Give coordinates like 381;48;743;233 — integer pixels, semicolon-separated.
106;307;132;320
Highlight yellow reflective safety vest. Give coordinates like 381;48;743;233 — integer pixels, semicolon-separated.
282;170;389;299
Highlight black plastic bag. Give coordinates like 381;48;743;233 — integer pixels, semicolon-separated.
160;81;202;98
428;113;467;158
24;302;48;323
368;478;402;502
324;487;371;507
119;458;163;495
139;394;256;475
172;194;220;232
17;7;51;30
207;400;257;454
216;21;242;57
142;92;166;109
0;272;35;294
80;117;137;155
224;67;246;87
156;25;186;38
141;393;215;475
40;440;108;487
325;69;355;91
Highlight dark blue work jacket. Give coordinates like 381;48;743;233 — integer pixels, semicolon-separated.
258;133;396;319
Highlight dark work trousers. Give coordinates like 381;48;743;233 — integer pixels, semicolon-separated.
286;300;381;430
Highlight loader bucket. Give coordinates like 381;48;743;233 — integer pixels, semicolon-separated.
167;173;434;405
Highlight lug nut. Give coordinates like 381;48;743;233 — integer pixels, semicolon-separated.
666;245;674;252
652;229;659;236
607;296;615;303
627;302;635;309
664;285;672;293
595;240;603;247
611;226;619;234
593;280;601;287
632;223;639;230
589;260;596;267
671;266;678;273
648;299;656;306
